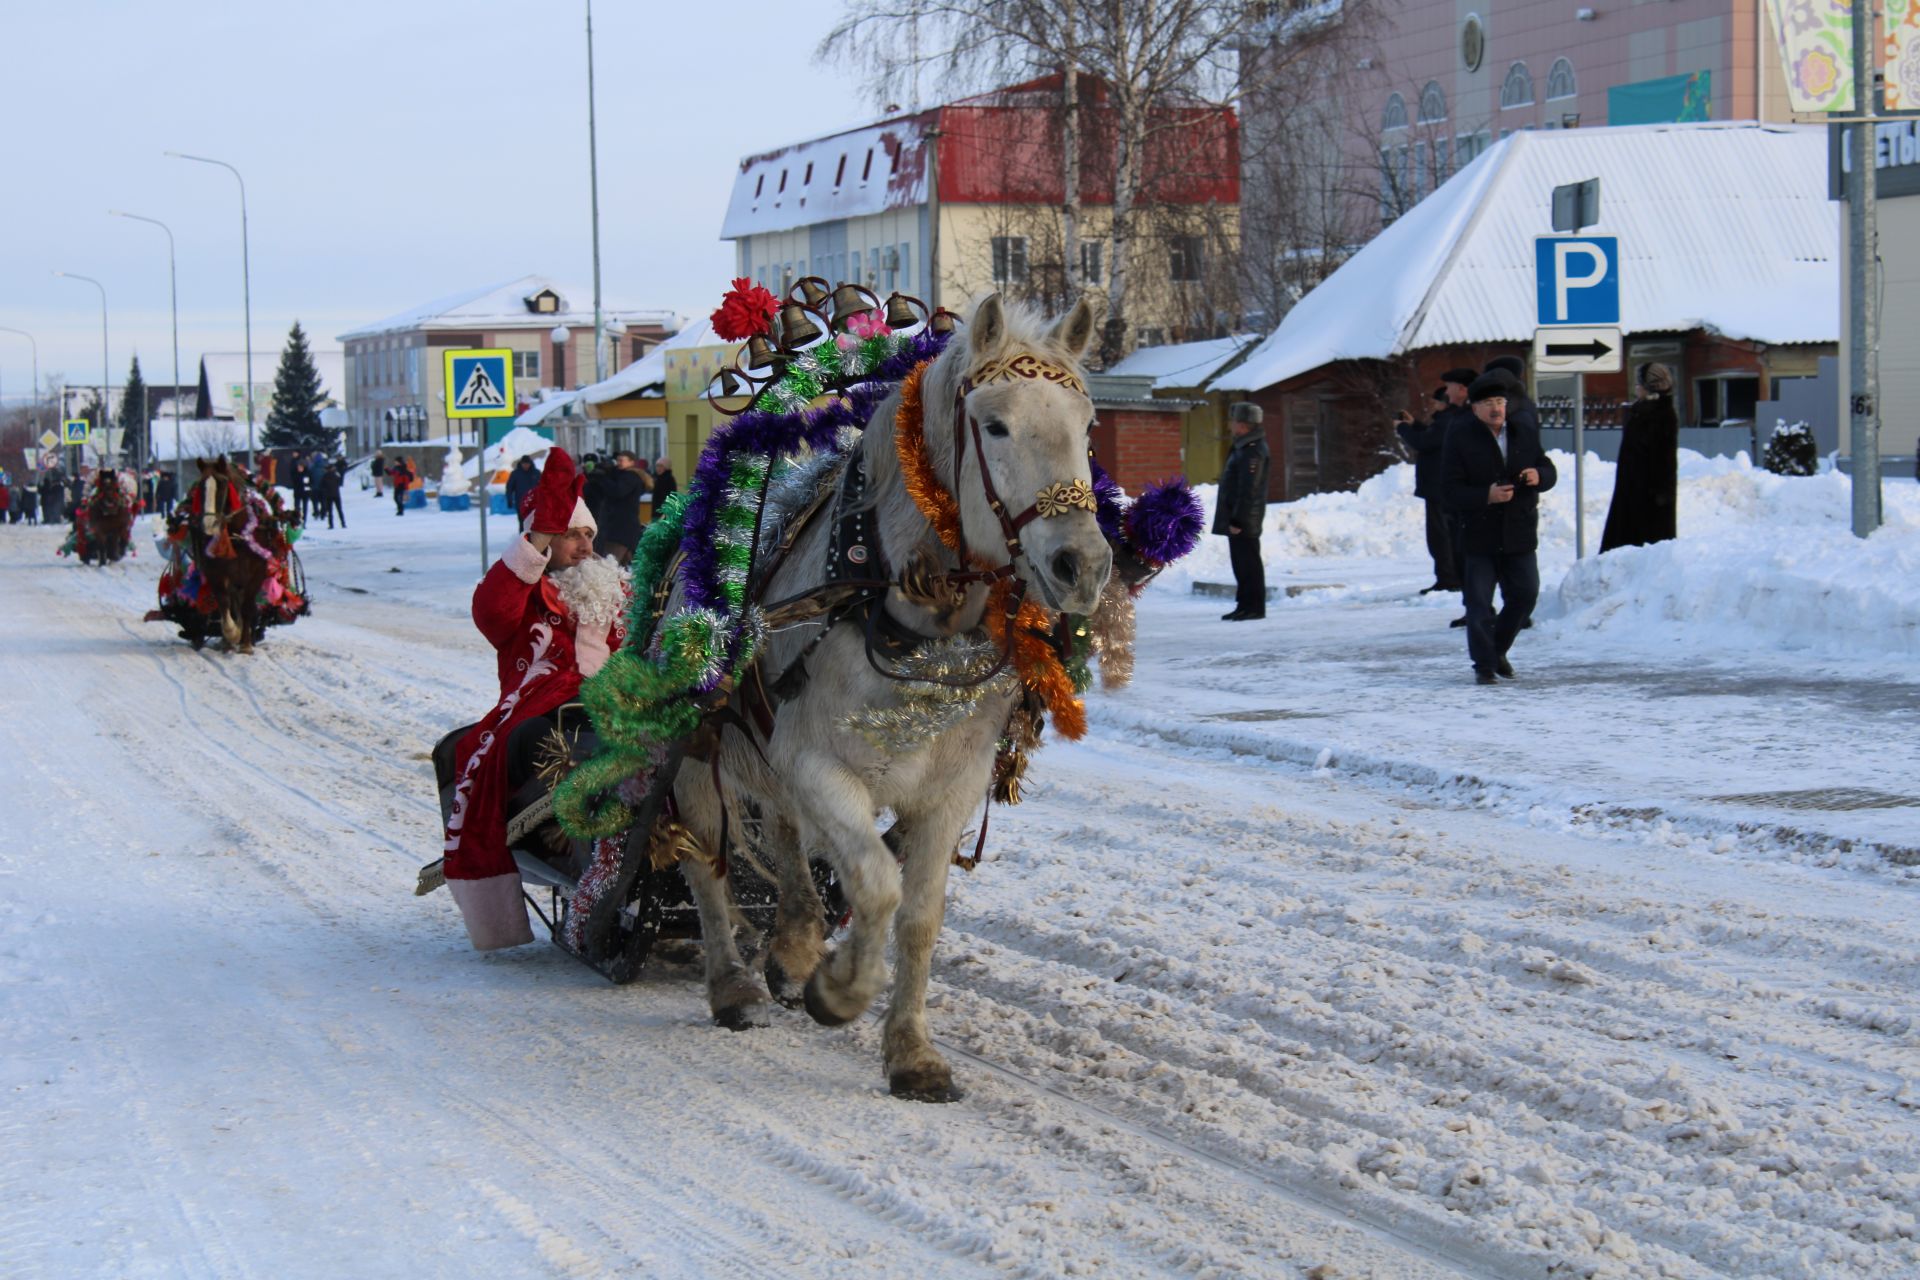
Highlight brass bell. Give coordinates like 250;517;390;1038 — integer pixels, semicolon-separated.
830;283;876;333
742;334;780;371
714;367;744;397
929;308;958;336
777;302;824;349
884;292;922;331
793;276;830;309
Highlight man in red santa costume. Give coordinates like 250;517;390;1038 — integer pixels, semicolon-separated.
442;447;627;949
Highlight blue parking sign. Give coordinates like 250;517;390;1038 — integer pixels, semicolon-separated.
1535;236;1619;326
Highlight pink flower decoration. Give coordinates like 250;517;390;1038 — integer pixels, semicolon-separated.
847;309;891;339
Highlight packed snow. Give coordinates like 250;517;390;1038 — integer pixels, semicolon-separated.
2;459;1916;1279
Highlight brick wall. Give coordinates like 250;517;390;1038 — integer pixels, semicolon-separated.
1091;406;1185;493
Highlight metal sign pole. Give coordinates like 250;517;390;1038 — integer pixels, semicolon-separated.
1573;372;1585;558
478;419;490;578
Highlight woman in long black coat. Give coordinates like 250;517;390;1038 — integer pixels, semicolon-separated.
1600;362;1679;552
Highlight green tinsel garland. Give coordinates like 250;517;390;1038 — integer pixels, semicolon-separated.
1063;615;1093;695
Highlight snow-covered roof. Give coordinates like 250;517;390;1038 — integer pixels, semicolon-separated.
515;391;580;426
721;113;933;239
577;317;729;406
197;350;346;418
1105;335;1260;390
337;275;680;341
1215;123;1839;393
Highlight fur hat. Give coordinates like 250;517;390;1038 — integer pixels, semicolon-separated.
1440;367;1478;387
1467;371;1517;404
1638;362;1674;395
1484;355;1526;381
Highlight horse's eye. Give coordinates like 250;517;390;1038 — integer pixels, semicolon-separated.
1085;419;1096;436
983;419;1010;439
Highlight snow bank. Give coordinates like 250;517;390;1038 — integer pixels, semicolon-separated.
1156;449;1920;663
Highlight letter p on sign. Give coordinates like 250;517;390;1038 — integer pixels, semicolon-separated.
1535;235;1619;326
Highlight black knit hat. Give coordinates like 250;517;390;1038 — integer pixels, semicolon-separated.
1467;372;1516;404
1440;367;1478;387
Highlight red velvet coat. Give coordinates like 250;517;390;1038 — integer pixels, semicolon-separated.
442;536;619;883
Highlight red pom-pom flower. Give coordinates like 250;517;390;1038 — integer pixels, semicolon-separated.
710;277;779;341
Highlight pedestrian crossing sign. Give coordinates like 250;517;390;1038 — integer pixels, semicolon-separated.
443;348;515;419
62;419;89;445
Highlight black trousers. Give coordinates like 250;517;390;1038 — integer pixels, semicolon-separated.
1462;551;1540;672
1227;532;1266;616
323;496;346;528
1424;498;1461;589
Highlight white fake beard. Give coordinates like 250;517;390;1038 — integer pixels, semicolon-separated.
550;553;627;638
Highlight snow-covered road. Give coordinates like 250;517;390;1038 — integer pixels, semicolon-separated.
3;488;1916;1279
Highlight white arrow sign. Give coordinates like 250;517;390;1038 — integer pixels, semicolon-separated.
1532;325;1623;374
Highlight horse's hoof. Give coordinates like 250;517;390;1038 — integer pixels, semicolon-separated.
802;973;859;1028
889;1067;962;1103
712;1002;768;1032
765;953;807;1008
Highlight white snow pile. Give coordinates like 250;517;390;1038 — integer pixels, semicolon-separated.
1549;453;1920;661
1161;449;1920;662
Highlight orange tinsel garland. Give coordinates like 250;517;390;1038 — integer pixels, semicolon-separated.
893;363;1086;740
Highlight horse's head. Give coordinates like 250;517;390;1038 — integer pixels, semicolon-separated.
938;293;1112;616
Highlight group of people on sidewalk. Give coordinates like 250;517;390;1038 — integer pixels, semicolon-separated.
1394;358;1678;683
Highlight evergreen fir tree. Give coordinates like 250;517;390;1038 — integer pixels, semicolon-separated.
1762;419;1818;477
116;354;149;464
262;320;334;450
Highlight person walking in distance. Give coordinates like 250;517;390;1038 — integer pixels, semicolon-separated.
1395;368;1476;595
1600;362;1679;553
390;456;415;516
1213;402;1271;621
651;456;677;508
370;450;388;497
316;461;348;529
1443;373;1558;684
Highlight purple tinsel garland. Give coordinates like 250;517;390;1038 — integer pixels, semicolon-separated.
1088;459;1203;566
675;326;952;632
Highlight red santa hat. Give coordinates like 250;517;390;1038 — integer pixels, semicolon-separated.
519;487;596;536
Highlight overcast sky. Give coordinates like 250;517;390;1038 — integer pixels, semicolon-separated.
0;0;876;394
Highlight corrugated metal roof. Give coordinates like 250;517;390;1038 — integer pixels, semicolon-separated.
337;275;677;341
1217;123;1838;393
1105;334;1262;389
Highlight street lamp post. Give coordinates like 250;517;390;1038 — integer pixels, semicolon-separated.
52;271;108;472
586;0;605;385
166;150;254;466
0;326;39;442
110;210;184;492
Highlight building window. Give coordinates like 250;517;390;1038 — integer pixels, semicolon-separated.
1547;58;1577;101
777;169;788;193
1414;140;1428;195
898;242;911;293
834;154;847;186
803;162;814;185
862;149;874;181
754;173;765;198
1435;136;1452;181
1418;81;1447;124
513;350;541;380
1694;374;1760;425
992;236;1029;284
1382;92;1408;131
407;347;420;394
1079;239;1104;288
1169;235;1205;284
1379;148;1394;221
1136;327;1166;348
1501;62;1535;108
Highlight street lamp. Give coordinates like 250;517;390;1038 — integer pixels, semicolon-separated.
166;150;254;465
110;210;183;490
0;326;39;442
52;271;108;472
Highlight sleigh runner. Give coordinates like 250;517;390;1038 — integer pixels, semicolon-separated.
426;279;1199;1095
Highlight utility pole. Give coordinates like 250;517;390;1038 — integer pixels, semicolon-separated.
111;211;184;492
1845;11;1882;537
586;0;605;385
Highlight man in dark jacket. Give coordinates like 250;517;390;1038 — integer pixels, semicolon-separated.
1395;368;1476;593
1212;402;1271;621
504;456;539;516
1443;373;1558;684
583;449;649;565
315;462;347;529
651;456;677;508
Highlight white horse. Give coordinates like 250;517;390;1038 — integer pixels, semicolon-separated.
667;292;1109;1100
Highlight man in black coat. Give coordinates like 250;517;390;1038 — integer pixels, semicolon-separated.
583;449;649;565
503;457;539;516
1395;367;1476;593
1443;373;1558;684
1212;402;1271;621
651;456;677;509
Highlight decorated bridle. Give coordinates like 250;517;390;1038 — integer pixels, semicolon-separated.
947;349;1099;588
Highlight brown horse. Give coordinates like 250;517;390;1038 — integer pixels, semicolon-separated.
81;470;137;565
189;458;272;653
